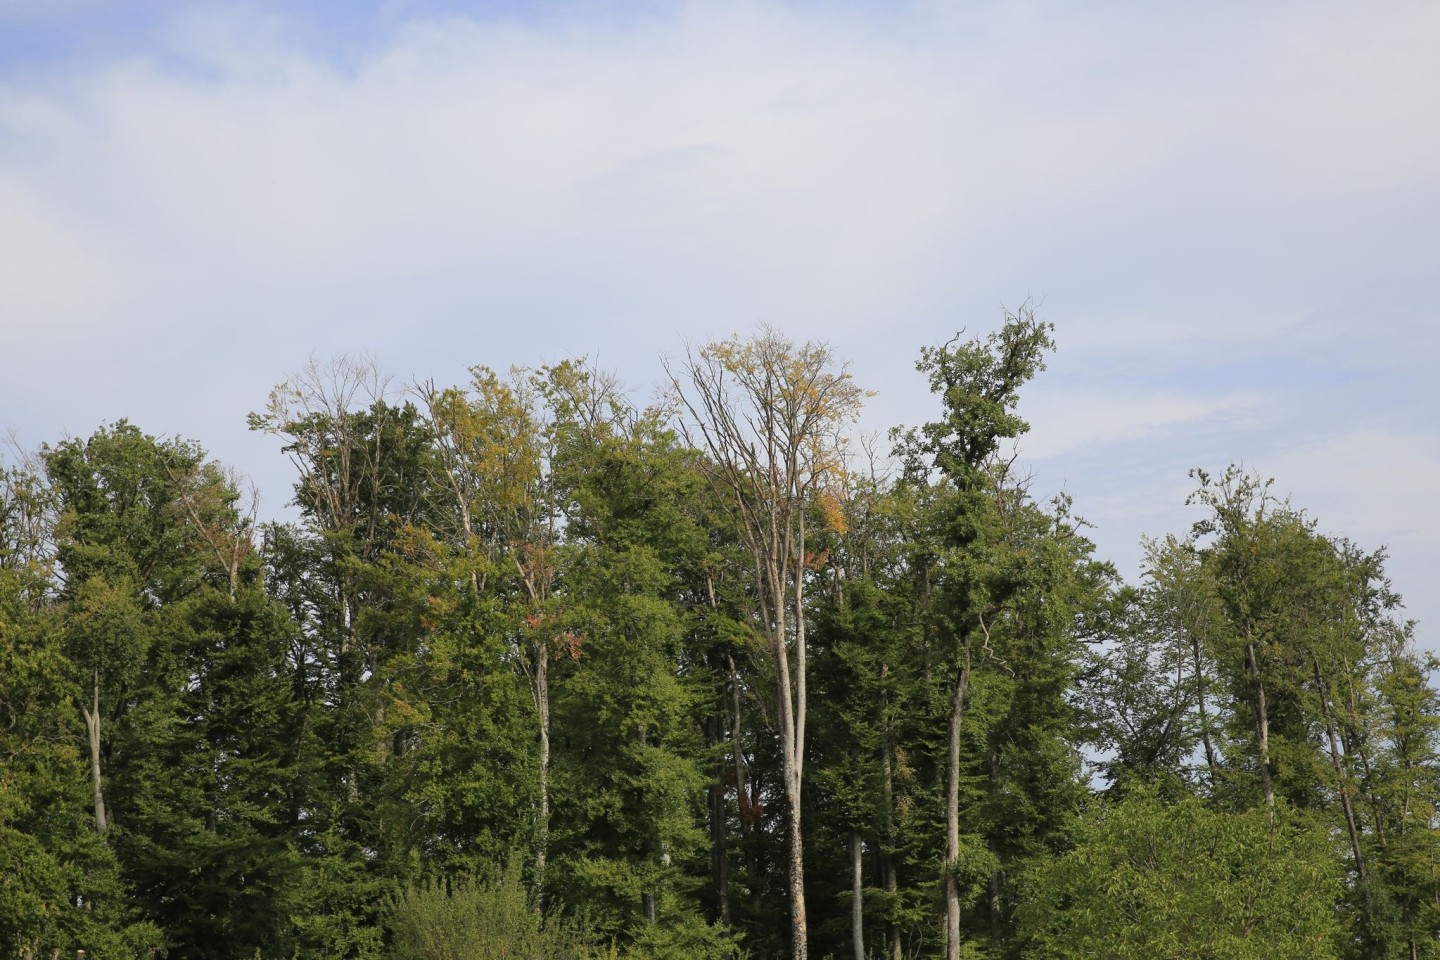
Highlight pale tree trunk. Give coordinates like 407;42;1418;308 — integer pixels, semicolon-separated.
786;795;808;960
788;515;811;960
764;541;809;960
881;665;902;960
1246;641;1275;810
774;609;809;960
709;718;731;924
728;656;762;918
80;670;108;835
944;645;973;960
534;641;551;893
1192;633;1221;788
851;830;865;960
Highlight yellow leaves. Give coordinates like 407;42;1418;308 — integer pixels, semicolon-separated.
816;488;848;536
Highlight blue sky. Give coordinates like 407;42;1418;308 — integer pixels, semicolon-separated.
2;0;1437;636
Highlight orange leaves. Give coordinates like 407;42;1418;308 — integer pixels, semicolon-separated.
803;547;831;571
553;630;584;663
522;609;585;662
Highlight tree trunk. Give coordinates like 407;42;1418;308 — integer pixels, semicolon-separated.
81;671;108;836
709;712;731;923
786;789;808;960
944;645;973;960
771;568;809;960
1313;655;1366;879
534;639;550;893
728;656;763;917
1245;641;1275;810
851;830;865;960
1192;633;1220;788
881;666;902;960
777;632;808;960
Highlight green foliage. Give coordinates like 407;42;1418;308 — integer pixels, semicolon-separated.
385;861;593;960
619;914;748;960
4;341;1438;960
1019;792;1343;959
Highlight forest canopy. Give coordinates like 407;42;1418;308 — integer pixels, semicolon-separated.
1;311;1434;960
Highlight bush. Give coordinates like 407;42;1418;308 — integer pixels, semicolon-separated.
385;861;593;960
1017;791;1342;960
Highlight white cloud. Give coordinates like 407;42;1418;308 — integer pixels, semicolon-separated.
0;0;1436;635
1019;388;1268;462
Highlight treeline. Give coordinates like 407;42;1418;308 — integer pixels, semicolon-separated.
1;312;1436;960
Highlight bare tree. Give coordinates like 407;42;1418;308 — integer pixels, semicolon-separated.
667;328;867;960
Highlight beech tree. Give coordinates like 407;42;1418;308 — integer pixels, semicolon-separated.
668;329;867;960
900;307;1057;960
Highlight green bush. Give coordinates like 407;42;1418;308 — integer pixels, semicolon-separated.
1018;791;1342;960
385;862;593;960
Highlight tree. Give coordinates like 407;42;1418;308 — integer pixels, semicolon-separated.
668;328;867;960
0;450;163;958
38;423;298;957
1083;535;1228;794
900;306;1056;960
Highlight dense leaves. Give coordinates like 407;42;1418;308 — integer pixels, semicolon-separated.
0;327;1432;959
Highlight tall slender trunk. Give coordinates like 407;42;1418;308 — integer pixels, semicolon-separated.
785;789;808;960
534;641;550;892
945;644;973;960
1245;641;1275;810
1313;655;1366;879
851;830;865;960
776;618;808;960
881;665;902;960
709;712;731;923
1192;634;1220;788
706;583;732;924
728;656;762;917
81;670;107;836
1342;669;1387;850
770;561;808;960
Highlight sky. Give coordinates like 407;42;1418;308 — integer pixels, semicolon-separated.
2;1;1437;638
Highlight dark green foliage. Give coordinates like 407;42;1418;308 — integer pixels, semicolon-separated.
1;334;1434;960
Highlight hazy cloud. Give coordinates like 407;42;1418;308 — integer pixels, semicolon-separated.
1;0;1436;633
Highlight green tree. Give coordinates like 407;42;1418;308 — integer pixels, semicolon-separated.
0;451;162;958
45;424;307;958
899;307;1058;960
